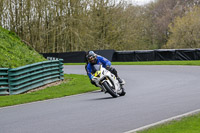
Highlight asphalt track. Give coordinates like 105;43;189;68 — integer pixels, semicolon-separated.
1;65;200;133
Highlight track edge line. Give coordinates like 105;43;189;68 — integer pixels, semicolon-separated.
124;109;200;133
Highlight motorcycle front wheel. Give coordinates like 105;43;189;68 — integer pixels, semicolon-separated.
102;81;118;98
119;87;126;96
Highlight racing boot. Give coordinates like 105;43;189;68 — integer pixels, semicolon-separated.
117;77;123;84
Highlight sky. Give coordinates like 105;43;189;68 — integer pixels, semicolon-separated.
127;0;155;5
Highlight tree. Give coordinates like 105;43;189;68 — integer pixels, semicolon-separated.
165;7;200;48
148;0;200;49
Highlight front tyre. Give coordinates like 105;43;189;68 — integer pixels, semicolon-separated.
119;87;126;96
102;81;118;98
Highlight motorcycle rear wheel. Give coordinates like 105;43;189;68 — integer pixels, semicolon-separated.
102;81;118;98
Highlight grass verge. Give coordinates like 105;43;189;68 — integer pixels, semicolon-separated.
64;60;200;66
0;74;98;107
138;113;200;133
0;26;46;68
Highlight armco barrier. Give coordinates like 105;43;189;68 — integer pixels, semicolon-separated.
0;59;63;95
0;68;9;95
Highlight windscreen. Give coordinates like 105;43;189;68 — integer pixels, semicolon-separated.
91;64;101;74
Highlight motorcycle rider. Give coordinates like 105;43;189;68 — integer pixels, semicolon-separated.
86;51;124;86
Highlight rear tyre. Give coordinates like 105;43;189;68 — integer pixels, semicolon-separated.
102;81;118;98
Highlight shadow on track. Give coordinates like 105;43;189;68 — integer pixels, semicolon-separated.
92;97;114;100
89;90;102;93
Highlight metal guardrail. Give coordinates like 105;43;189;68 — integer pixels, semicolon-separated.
0;59;64;95
0;68;9;95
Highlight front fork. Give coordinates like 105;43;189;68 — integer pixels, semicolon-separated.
101;77;118;93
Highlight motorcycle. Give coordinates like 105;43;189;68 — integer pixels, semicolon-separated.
91;64;126;98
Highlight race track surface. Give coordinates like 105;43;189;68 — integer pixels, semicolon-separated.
1;65;200;133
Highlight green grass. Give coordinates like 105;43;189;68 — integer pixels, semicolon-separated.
138;113;200;133
0;27;45;68
64;60;200;66
0;74;98;107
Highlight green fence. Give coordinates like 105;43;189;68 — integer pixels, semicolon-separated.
0;59;63;95
0;68;9;95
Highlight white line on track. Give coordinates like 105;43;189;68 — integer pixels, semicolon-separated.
124;109;200;133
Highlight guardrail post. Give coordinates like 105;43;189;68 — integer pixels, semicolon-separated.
8;68;13;95
59;59;64;80
0;68;9;95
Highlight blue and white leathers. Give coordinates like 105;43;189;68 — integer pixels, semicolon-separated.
87;55;111;79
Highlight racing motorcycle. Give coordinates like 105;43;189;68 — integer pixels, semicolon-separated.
91;64;126;98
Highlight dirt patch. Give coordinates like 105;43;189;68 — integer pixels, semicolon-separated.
26;81;63;93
